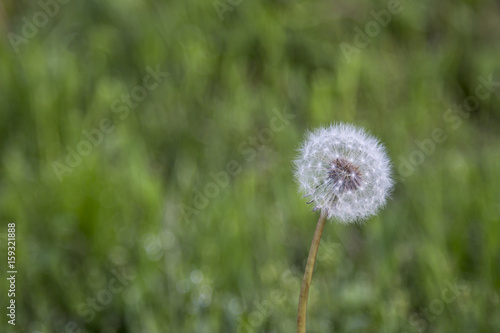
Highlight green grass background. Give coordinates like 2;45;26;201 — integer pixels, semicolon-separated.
1;0;500;332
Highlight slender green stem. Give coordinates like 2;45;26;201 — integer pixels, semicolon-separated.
297;211;327;333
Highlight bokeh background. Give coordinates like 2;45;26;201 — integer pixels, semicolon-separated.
1;0;500;332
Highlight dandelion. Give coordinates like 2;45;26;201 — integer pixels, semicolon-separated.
294;123;394;333
295;123;393;223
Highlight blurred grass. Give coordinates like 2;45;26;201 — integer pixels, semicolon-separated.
0;0;500;332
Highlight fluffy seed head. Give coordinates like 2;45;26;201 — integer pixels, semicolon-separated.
294;123;394;223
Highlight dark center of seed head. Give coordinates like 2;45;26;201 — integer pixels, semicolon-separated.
328;158;362;192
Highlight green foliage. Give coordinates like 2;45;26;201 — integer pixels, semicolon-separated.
0;0;499;332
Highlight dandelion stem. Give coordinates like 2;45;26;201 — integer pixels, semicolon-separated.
297;211;327;333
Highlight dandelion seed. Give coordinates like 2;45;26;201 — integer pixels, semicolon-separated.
294;123;394;223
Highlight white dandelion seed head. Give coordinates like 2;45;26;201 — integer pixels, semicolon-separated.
294;123;394;224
